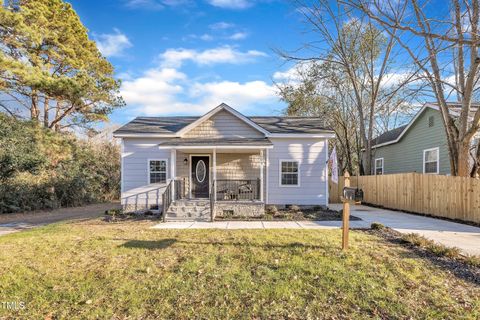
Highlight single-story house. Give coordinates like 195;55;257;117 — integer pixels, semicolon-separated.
369;102;480;175
113;103;335;220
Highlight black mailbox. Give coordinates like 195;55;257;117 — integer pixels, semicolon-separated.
342;187;364;202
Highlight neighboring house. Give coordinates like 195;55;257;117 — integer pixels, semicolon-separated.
113;103;335;220
370;102;480;175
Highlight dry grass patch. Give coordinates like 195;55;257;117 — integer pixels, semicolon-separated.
0;219;478;319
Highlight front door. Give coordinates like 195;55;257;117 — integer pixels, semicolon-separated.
191;156;210;198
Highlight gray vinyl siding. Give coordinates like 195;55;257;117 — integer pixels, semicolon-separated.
184;109;264;138
121;138;173;209
372;108;451;175
267;138;328;206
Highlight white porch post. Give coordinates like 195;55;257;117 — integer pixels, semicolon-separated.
171;149;176;199
213;148;217;200
265;148;269;204
260;149;264;202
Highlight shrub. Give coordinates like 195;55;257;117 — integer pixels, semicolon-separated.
370;222;385;230
265;205;278;215
0;115;120;213
289;205;301;212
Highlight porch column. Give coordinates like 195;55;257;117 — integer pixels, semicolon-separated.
213;148;217;200
170;149;176;199
265;148;269;204
260;149;264;202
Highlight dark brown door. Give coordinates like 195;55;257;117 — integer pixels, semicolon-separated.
191;156;209;198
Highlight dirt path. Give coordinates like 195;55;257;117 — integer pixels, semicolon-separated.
0;202;120;236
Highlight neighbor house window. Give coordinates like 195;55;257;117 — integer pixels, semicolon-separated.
375;158;384;175
149;159;167;184
423;148;439;174
428;116;435;127
280;160;299;186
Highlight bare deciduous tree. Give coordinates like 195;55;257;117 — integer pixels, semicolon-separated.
277;0;421;174
345;0;480;176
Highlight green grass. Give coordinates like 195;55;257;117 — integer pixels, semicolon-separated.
0;219;478;319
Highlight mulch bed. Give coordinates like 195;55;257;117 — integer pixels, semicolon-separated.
364;226;480;285
215;207;361;221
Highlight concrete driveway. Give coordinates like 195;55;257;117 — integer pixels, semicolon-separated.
329;204;480;257
0;202;119;236
152;204;480;256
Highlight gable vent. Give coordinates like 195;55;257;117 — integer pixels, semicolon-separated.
428;116;434;127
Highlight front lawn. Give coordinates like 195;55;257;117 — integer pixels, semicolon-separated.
0;219;478;319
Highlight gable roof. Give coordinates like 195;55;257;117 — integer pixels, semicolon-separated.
113;104;334;138
371;124;408;146
372;101;480;148
176;103;270;137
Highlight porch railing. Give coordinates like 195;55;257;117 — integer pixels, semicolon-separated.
216;179;261;201
162;180;173;222
175;177;187;200
210;180;216;221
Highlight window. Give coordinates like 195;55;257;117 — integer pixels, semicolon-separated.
428;116;435;127
149;159;167;184
280;160;299;186
375;158;384;175
423;148;439;174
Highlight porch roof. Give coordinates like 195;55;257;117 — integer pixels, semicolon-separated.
158;138;273;148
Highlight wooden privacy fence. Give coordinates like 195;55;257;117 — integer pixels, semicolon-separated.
329;173;480;224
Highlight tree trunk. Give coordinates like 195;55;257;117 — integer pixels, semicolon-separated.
43;97;49;128
31;93;39;122
457;141;471;177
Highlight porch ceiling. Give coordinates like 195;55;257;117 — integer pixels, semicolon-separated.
158;138;273;149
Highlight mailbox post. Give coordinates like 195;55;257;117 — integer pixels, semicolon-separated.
342;172;350;250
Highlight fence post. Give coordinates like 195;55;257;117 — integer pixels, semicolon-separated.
342;171;350;250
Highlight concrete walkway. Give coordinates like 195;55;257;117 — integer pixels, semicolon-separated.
0;202;119;237
152;204;480;256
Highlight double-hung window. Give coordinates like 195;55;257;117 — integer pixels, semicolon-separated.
423;148;439;174
375;158;384;175
149;159;167;184
280;160;299;186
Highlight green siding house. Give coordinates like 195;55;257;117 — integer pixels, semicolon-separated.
370;105;451;175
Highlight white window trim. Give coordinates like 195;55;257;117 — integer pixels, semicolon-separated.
423;147;439;174
147;158;168;185
374;158;384;175
279;159;301;187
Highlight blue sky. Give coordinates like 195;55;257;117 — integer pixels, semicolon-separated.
68;0;310;125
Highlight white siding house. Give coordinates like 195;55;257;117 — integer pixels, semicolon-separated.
114;103;335;220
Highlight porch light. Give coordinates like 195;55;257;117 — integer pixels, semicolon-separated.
183;158;188;166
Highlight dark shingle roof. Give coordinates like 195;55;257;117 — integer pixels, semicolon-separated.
249;116;330;133
114;116;332;135
371;125;408;146
158;138;273;147
114;117;198;135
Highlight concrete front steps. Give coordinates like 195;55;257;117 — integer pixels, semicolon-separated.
165;199;211;221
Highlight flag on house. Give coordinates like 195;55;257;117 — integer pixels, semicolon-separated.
329;146;338;184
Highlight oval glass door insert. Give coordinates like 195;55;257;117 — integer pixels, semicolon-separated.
196;160;206;183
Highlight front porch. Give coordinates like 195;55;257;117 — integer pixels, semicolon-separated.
161;141;271;221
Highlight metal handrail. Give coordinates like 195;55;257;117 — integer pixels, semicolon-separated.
162;180;173;222
210;180;216;222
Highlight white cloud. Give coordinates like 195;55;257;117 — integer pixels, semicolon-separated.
124;0;188;10
190;80;276;108
95;29;132;57
125;0;164;10
209;22;235;30
159;46;267;67
120;67;277;115
273;63;312;82
228;32;248;40
207;0;252;9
